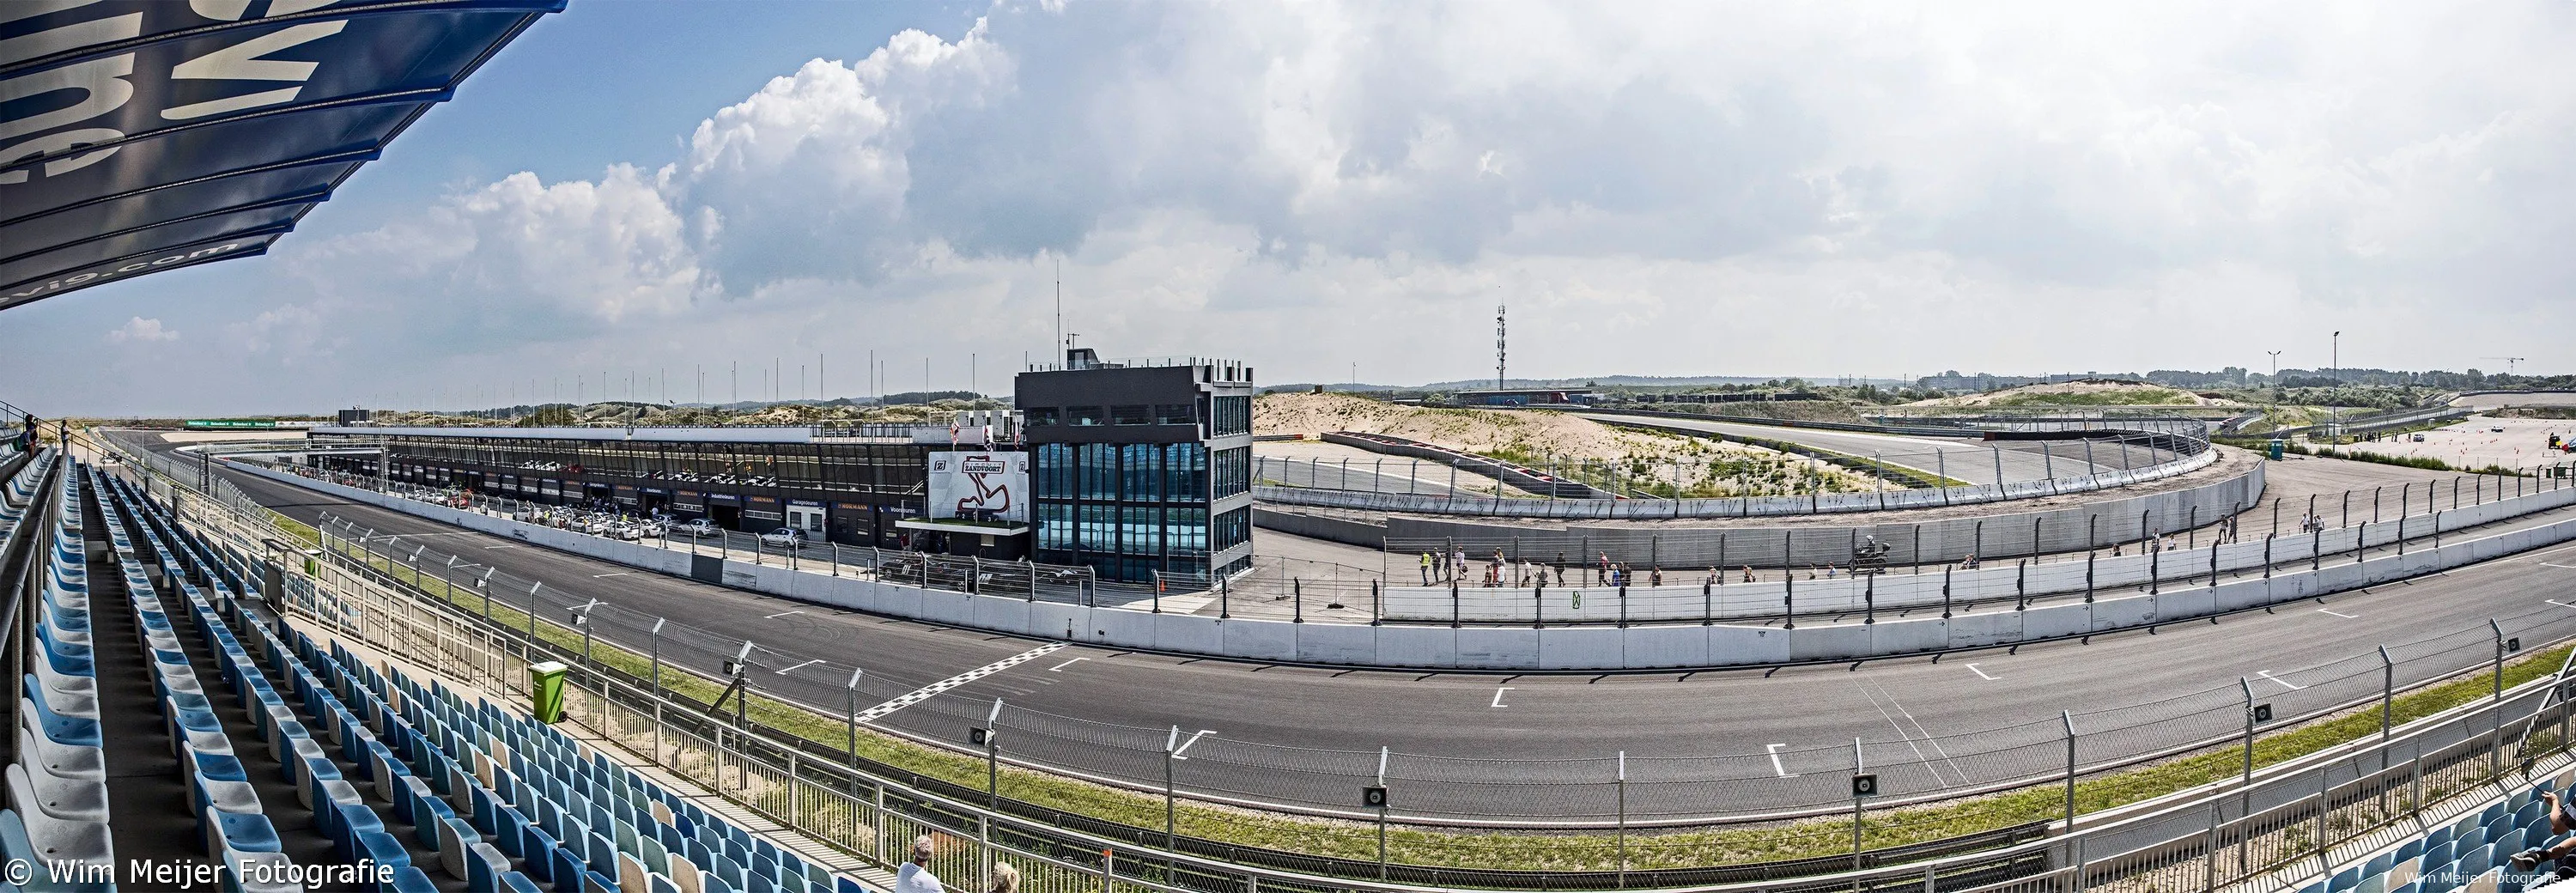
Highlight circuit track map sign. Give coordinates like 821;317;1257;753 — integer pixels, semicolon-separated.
927;452;1030;523
1;0;561;310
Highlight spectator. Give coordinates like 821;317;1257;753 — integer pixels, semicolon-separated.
896;837;942;893
990;863;1022;893
2510;789;2576;872
1741;565;1757;583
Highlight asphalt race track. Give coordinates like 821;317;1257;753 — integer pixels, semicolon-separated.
131;432;2576;826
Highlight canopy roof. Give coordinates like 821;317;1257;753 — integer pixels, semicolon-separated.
2;0;560;311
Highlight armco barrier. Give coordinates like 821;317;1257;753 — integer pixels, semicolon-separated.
230;458;2576;671
1378;454;2263;568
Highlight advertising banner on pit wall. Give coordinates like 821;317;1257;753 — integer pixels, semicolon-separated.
927;452;1030;522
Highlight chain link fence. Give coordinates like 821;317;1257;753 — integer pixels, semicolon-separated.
130;450;2576;893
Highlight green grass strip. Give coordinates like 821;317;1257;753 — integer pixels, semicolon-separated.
321;535;2566;872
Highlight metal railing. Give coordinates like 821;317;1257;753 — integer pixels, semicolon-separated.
151;455;2576;893
100;428;2576;842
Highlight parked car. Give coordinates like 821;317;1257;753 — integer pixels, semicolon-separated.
759;528;808;548
2411;434;2427;442
676;519;721;538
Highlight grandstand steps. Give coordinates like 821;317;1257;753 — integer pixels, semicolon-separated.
82;483;227;872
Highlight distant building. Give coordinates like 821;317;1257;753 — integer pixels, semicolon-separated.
1914;372;2102;393
1018;349;1256;585
1448;388;1601;407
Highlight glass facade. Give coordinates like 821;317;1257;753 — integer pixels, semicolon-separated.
1021;357;1252;586
1033;440;1214;581
1209;396;1250;436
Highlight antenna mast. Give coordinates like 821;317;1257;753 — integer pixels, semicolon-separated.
1495;303;1507;391
1054;256;1063;368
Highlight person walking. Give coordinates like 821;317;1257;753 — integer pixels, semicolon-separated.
896;837;943;893
1419;551;1432;586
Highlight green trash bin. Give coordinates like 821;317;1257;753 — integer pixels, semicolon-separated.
530;660;569;724
2267;439;2286;460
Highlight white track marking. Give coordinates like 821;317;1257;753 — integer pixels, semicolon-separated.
1966;663;1997;680
856;643;1066;723
2317;608;2358;618
1172;730;1218;759
592;572;629;579
483;544;514;550
2540;563;2576;571
763;610;805;620
1858;679;1965;787
2256;670;2306;691
1046;657;1087;672
2549;600;2576;610
1491;687;1515;708
774;659;823;675
1766;744;1799;778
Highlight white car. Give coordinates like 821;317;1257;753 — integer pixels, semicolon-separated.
676;519;721;538
759;528;808;548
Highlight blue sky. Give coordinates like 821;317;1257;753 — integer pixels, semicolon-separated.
6;1;2574;416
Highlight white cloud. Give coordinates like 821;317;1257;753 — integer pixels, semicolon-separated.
29;0;2574;414
105;317;177;343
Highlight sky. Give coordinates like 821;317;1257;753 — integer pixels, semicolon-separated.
5;0;2573;416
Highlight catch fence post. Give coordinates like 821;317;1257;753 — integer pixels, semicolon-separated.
2492;619;2507;779
1784;574;1795;629
2063;711;2079;830
1852;737;1867;871
1376;746;1391;878
1163;726;1179;850
2016;560;2028;611
1617;750;1629;887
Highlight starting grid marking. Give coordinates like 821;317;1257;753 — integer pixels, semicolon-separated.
856;643;1067;723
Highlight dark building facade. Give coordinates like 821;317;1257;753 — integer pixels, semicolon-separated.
305;423;1027;557
1017;350;1255;585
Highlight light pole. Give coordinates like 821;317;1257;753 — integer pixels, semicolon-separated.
2330;331;2342;441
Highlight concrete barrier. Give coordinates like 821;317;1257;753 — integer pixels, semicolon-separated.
232;459;2576;671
